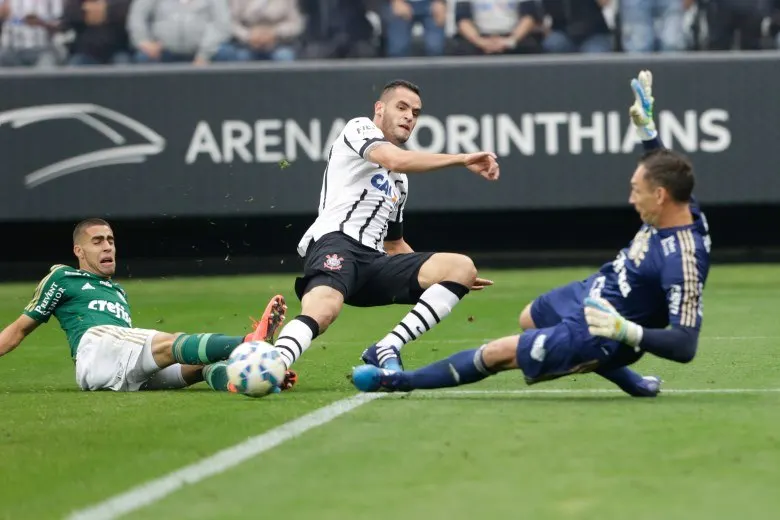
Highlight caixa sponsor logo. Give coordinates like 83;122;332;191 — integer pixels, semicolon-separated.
0;104;165;188
371;174;393;197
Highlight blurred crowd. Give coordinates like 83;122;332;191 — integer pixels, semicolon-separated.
0;0;778;68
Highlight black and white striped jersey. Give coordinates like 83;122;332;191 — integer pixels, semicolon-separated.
297;117;408;257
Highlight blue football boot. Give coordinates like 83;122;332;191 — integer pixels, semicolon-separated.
350;365;411;393
360;344;403;371
635;376;662;397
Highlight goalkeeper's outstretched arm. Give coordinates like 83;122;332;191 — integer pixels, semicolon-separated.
612;69;701;364
639;326;698;363
584;297;698;364
630;69;666;153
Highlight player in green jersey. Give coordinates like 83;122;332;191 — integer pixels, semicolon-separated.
0;218;298;393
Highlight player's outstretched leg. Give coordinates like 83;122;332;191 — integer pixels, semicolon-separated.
362;253;480;371
202;361;232;392
162;295;286;365
271;284;345;371
596;367;662;397
352;334;662;398
147;295;292;392
353;335;515;392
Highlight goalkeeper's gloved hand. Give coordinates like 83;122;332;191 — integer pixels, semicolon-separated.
584;296;644;349
629;69;657;142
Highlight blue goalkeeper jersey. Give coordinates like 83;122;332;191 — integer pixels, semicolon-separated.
586;198;711;331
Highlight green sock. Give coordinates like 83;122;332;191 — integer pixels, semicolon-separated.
203;362;230;392
172;334;244;365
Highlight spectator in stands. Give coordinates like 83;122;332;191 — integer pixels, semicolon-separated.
219;0;303;62
772;0;780;48
619;0;689;53
532;0;614;53
382;0;446;57
127;0;232;65
0;0;63;67
297;0;378;59
451;0;543;55
62;0;131;65
705;0;767;50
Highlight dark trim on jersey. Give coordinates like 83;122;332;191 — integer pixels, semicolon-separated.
321;147;333;211
381;180;407;246
385;221;403;241
359;137;387;158
393;180;407;222
339;189;368;233
343;135;360;156
375;220;391;249
642;135;663;151
358;199;384;243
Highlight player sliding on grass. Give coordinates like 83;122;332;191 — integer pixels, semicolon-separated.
352;70;712;398
0;218;295;393
270;79;499;373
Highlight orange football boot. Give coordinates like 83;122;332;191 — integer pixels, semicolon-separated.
245;294;297;391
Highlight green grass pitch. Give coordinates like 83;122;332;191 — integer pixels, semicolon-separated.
1;265;779;520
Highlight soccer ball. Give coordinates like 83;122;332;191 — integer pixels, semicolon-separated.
226;341;286;397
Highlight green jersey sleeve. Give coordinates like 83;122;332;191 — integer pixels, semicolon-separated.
23;265;69;323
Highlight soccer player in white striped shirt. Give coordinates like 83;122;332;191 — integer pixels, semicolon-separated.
272;79;500;373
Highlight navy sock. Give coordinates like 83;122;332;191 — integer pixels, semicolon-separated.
596;366;645;396
408;347;494;389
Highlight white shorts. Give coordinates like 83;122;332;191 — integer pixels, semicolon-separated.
75;325;187;392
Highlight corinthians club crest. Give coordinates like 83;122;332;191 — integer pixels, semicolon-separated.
323;254;344;271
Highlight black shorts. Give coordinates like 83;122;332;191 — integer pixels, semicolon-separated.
294;232;435;307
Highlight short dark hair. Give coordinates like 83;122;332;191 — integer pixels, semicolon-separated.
380;79;421;99
638;148;695;203
73;218;111;244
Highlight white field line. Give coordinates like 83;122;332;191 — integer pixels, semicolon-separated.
64;383;780;519
319;336;777;347
412;388;780;396
66;393;383;520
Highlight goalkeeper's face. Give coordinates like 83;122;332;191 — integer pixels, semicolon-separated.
629;165;662;226
375;87;421;145
74;225;116;277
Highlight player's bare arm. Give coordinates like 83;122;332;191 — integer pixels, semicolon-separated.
366;80;499;179
0;315;40;357
368;145;500;180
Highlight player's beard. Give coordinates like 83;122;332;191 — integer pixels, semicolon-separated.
394;125;411;145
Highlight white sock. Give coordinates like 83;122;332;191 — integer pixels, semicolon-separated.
274;316;318;369
377;283;466;351
141;340;162;373
143;364;187;390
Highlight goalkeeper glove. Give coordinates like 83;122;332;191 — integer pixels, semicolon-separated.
584;296;644;349
629;69;657;141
